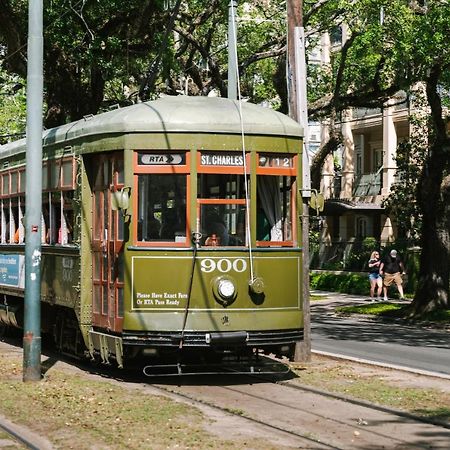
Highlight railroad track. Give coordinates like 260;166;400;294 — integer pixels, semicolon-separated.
0;416;51;450
149;382;341;449
1;335;449;449
144;370;450;449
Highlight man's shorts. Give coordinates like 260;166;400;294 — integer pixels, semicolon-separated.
383;272;402;287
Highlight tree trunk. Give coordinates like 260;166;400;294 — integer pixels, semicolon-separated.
413;172;450;313
411;66;450;314
310;119;341;191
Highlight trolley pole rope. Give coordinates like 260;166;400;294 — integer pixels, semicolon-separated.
229;0;255;283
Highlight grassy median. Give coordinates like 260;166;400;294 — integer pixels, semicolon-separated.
0;345;449;449
0;349;274;450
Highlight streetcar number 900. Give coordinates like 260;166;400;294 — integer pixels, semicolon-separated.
200;258;247;273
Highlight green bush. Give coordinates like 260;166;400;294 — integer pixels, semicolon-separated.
310;268;416;297
310;271;368;295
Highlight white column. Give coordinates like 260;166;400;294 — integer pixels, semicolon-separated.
320;120;336;198
380;215;395;244
341;109;354;198
381;99;397;195
321;32;330;65
319;32;335;199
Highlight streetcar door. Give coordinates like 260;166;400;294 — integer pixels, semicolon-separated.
91;153;125;332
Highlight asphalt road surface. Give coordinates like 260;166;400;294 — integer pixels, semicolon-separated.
311;293;450;377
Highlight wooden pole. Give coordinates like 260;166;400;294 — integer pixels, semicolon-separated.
287;0;311;362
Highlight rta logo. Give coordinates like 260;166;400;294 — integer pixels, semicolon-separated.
221;315;229;325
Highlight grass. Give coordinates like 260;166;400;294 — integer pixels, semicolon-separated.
336;302;450;325
0;353;271;450
335;302;405;316
292;360;450;423
1;348;449;448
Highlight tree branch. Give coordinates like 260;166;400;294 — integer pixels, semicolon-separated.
0;0;26;75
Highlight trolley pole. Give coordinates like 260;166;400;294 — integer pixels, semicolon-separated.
23;0;43;382
227;0;238;99
287;0;311;361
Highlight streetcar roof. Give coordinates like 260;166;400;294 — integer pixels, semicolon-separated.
0;97;303;156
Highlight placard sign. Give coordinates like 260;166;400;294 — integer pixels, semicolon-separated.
0;254;25;288
201;153;244;167
259;155;293;168
138;153;185;166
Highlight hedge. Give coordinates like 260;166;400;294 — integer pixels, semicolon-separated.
310;270;415;297
310;271;368;295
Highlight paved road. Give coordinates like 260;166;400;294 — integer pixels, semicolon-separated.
310;292;450;377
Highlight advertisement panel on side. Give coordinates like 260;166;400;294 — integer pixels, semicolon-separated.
0;254;25;288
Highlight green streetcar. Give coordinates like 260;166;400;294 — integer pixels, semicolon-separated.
0;96;304;373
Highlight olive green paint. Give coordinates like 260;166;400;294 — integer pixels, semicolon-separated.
0;97;304;362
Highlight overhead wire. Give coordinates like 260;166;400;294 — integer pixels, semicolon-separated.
229;1;255;283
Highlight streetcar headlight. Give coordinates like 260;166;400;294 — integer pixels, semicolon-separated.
212;276;237;306
218;279;235;299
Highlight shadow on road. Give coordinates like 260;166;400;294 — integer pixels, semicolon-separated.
312;300;450;350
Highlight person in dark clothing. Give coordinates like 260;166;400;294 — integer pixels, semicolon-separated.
379;249;406;301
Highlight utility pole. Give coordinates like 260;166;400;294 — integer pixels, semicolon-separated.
228;0;238;99
287;0;311;361
23;0;43;382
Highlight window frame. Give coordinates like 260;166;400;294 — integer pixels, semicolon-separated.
133;151;190;247
255;153;298;248
196;151;250;248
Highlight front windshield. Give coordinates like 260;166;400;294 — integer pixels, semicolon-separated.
137;174;187;243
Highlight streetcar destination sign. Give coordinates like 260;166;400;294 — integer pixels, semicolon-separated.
138;153;184;165
201;153;244;166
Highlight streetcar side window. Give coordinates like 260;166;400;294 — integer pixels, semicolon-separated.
1;201;10;243
198;174;247;247
256;175;295;246
42;157;76;246
0;174;25;244
137;174;187;243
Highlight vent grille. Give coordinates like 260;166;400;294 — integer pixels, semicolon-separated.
122;329;303;348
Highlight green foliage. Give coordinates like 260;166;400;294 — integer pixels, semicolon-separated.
0;65;26;143
311;243;420;296
383;85;429;244
310;272;368;295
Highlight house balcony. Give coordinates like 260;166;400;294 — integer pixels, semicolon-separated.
332;170;382;199
353;171;382;197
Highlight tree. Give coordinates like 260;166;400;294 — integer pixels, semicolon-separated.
377;2;450;312
300;1;450;311
0;0;448;310
0;59;26;143
0;1;287;125
413;65;450;313
382;84;428;245
1;0;169;127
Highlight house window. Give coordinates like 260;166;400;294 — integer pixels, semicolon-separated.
374;148;383;171
356;216;368;238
